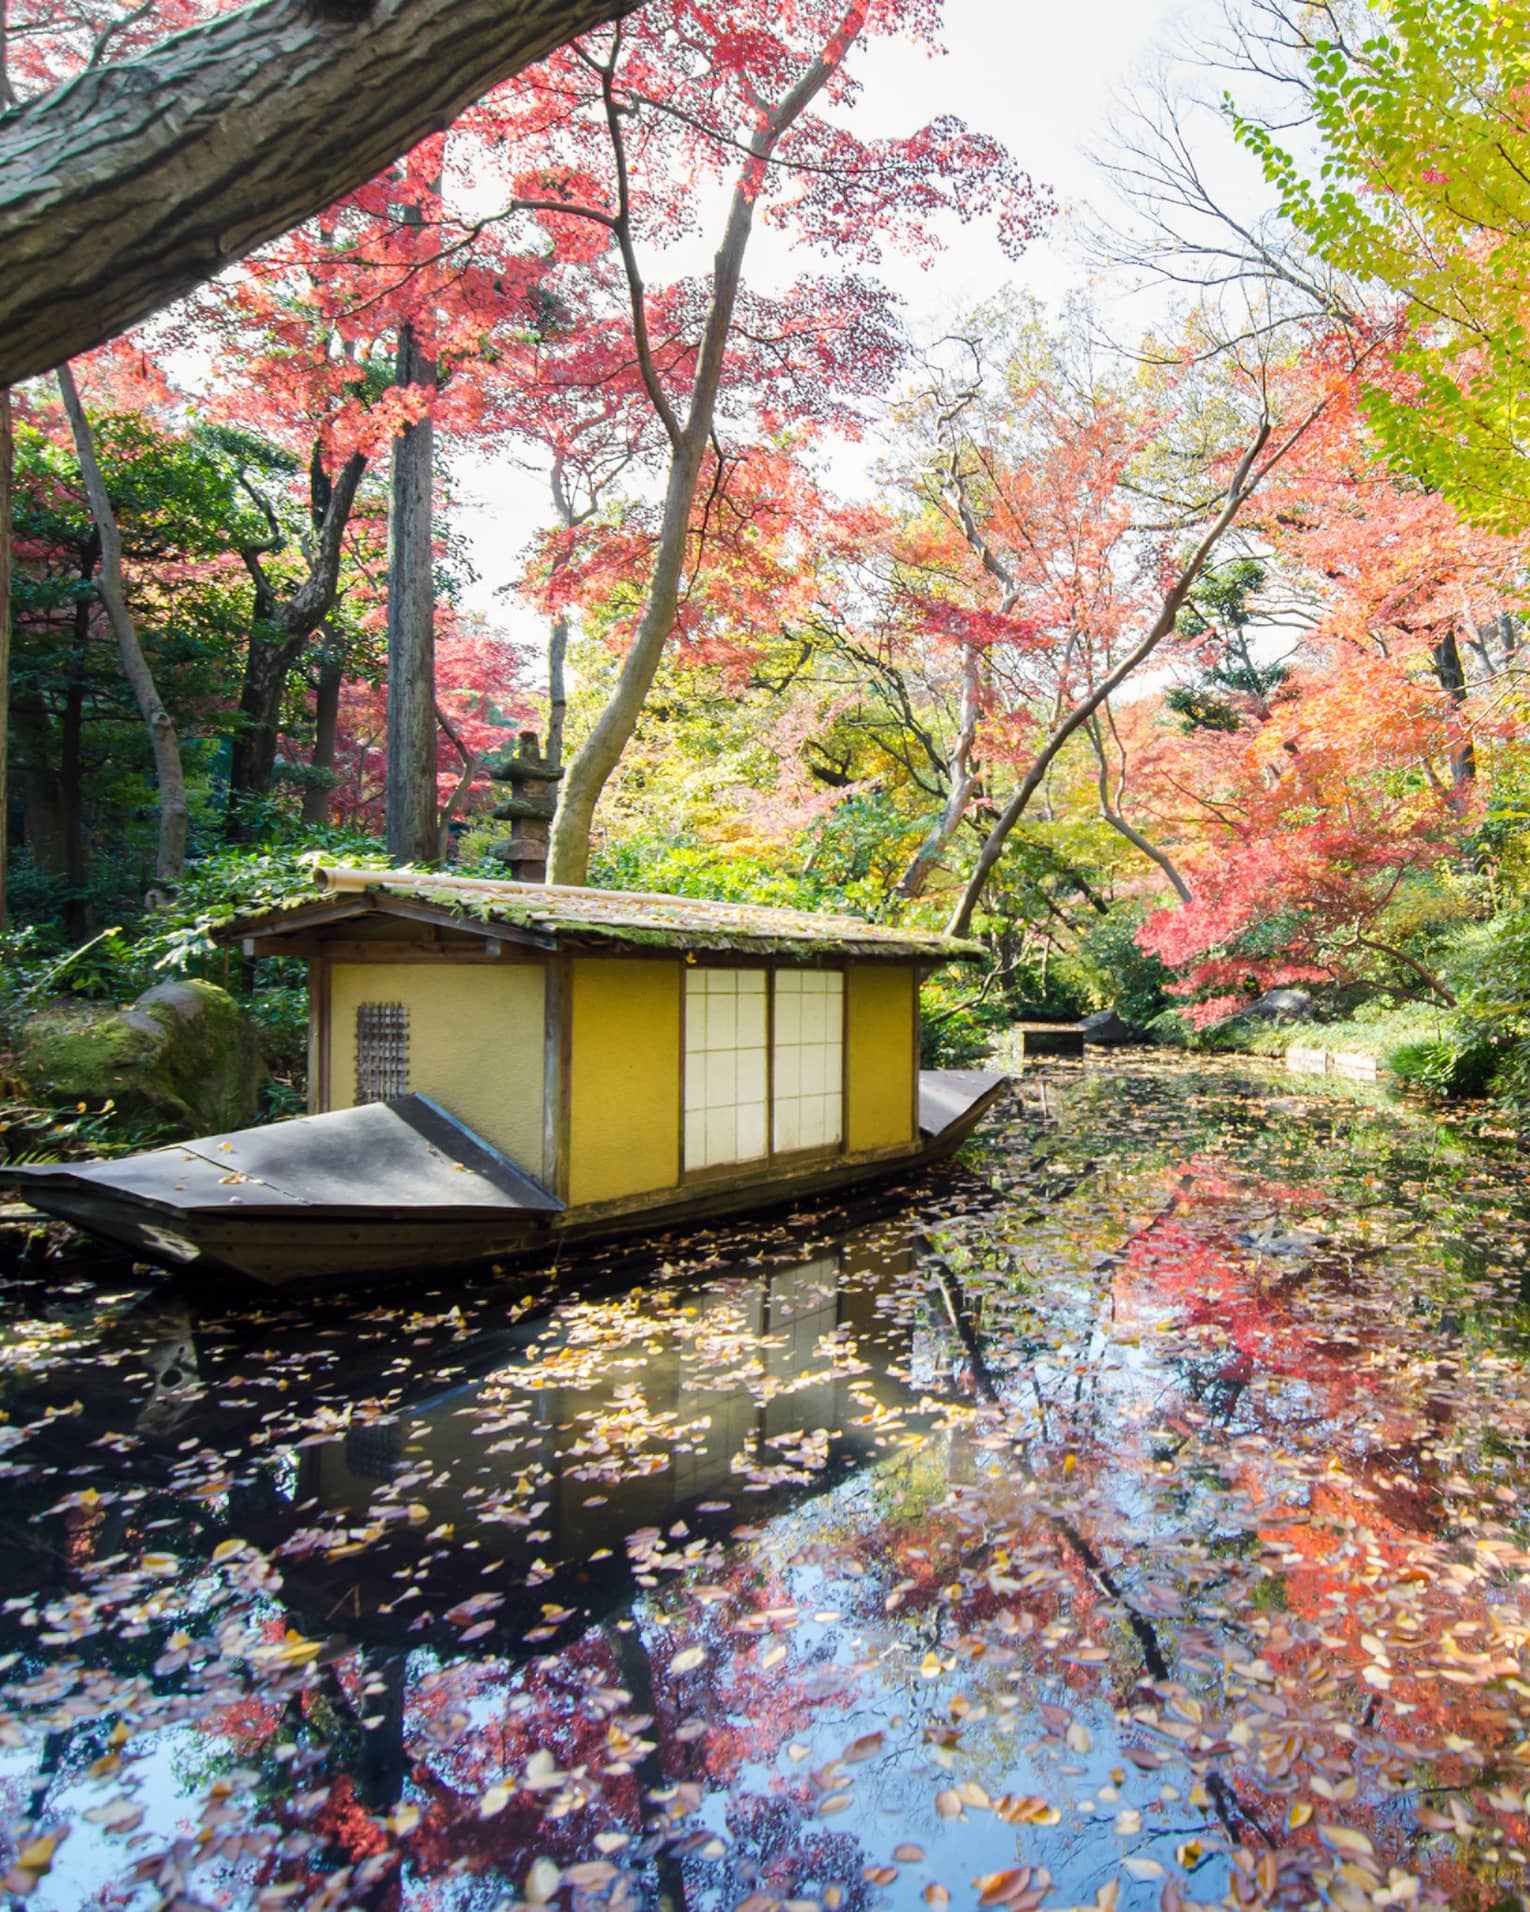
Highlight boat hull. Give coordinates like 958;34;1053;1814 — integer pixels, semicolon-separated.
5;1071;1009;1288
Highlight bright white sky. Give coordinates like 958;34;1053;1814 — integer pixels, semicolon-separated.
454;0;1251;653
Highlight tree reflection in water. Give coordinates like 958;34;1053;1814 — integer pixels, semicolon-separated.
0;1058;1526;1912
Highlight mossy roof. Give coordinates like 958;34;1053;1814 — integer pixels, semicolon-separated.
227;868;985;965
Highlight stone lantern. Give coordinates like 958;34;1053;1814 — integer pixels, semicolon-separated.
487;731;562;884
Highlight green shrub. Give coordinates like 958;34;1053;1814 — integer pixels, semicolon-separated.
1388;1036;1501;1098
1058;906;1172;1027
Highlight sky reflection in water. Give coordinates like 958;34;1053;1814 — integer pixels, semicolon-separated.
0;1058;1528;1912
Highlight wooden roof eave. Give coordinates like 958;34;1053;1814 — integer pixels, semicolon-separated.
219;893;558;956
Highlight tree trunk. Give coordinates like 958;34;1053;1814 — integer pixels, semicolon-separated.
547;431;707;882
385;324;438;864
0;0;631;387
56;363;188;885
1085;714;1192;903
1431;624;1476;798
546;612;568;773
303;630;345;827
228;632;305;818
228;446;366;825
14;697;65;875
0;384;10;927
896;638;984;899
944;418;1281;939
59;666;88;940
545;11;860;884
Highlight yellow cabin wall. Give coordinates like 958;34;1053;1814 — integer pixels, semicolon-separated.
567;957;681;1206
326;962;546;1173
846;964;917;1152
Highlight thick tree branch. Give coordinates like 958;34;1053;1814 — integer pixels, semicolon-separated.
0;0;634;384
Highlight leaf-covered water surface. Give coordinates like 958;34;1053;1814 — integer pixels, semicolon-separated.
0;1058;1528;1912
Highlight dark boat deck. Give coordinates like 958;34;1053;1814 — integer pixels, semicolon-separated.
20;1094;563;1217
4;1071;1009;1285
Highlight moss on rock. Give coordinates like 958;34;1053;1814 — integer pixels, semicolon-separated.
18;979;264;1137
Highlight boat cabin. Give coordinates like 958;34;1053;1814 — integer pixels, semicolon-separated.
229;867;986;1222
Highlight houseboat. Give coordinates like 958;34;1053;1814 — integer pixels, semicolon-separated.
8;868;1008;1286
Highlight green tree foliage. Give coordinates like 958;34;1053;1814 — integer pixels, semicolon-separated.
1236;0;1530;527
9;411;267;927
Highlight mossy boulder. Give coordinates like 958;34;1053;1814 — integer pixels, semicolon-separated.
18;979;264;1136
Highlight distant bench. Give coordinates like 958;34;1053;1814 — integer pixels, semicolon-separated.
1287;1046;1381;1082
1015;1022;1086;1059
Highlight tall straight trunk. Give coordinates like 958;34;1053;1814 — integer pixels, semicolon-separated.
59;669;88;940
546;612;568;772
0;384;10;927
545;8;865;886
303;630;345;827
385;322;438;863
57;363;188;885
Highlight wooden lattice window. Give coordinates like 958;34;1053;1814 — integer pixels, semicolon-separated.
355;1001;409;1104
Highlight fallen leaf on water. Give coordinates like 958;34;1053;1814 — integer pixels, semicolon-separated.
525;1858;561;1904
82;1797;143;1832
1319;1825;1375;1858
975;1867;1033;1907
995;1794;1060;1826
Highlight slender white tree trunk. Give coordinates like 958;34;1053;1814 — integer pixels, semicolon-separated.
897;638;984;899
546;5;867;885
57;363;187;885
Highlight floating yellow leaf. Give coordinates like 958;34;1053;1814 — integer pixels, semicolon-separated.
975;1868;1034;1907
1319;1824;1375;1858
478;1784;512;1819
525;1858;561;1904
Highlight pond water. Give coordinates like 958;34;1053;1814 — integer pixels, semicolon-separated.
1;1057;1529;1912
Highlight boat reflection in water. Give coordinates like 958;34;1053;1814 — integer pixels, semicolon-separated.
257;1236;936;1660
5;1205;947;1664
